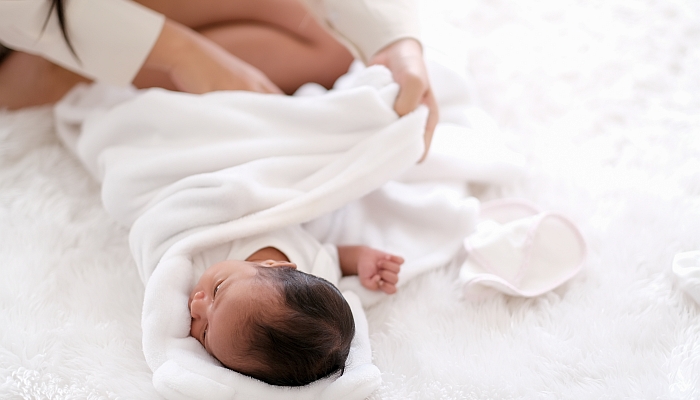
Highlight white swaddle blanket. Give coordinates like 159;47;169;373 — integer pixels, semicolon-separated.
55;66;425;400
54;60;585;399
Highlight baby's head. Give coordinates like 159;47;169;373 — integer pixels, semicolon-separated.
189;259;355;386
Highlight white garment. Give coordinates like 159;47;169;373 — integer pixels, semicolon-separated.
0;0;164;85
460;199;586;298
305;0;421;63
192;225;341;287
0;0;420;85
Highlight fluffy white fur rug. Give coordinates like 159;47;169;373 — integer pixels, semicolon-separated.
2;0;700;398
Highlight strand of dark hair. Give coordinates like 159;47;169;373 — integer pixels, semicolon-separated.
42;0;81;63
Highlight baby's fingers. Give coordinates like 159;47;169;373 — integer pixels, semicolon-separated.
360;274;382;291
378;280;398;294
361;273;398;294
379;270;399;285
386;254;404;264
377;270;399;294
378;257;403;273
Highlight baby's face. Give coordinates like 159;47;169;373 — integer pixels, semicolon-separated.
189;258;296;369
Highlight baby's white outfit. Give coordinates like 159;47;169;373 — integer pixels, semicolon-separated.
192;225;340;286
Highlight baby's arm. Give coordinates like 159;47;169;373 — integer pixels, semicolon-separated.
337;246;404;294
245;246;290;262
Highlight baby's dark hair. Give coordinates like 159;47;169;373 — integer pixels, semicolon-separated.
240;267;355;386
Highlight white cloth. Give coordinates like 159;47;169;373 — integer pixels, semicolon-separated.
0;0;419;84
53;59;584;398
673;251;700;305
460;199;586;298
55;66;427;279
305;180;481;308
0;0;164;85
55;65;425;400
306;0;421;63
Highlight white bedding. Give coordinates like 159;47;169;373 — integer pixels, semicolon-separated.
53;65;427;400
2;0;700;398
52;55;567;397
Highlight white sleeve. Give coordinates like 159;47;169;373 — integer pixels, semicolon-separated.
225;226;342;286
305;0;421;63
0;0;164;86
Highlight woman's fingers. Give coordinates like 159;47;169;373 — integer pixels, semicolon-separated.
369;38;439;162
393;68;427;117
419;89;439;161
258;79;283;94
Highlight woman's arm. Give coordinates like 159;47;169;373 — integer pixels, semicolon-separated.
370;38;439;161
306;0;438;160
0;0;280;93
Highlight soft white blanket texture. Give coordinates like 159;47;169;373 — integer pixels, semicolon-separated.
53;58;571;398
2;0;700;398
53;65;428;399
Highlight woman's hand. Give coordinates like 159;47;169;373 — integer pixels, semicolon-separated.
338;245;404;294
142;19;282;94
370;38;438;162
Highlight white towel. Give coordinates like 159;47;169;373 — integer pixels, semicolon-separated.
54;59;583;399
55;65;427;400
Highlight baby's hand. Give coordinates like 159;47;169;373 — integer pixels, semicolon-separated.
355;247;404;294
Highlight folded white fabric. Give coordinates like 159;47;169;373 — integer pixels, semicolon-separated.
672;251;700;305
314;181;480;308
53;50;574;398
460;199;587;297
55;65;427;400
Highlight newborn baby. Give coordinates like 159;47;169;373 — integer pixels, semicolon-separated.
188;231;403;387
